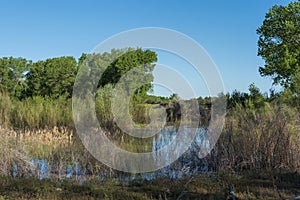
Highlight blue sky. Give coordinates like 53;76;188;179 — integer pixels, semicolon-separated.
0;0;294;98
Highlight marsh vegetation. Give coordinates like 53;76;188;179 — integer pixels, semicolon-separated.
0;1;300;199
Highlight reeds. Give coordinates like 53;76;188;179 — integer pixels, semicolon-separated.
0;93;73;130
0;91;299;178
211;101;300;172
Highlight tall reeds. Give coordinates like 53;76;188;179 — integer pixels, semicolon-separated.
211;101;300;172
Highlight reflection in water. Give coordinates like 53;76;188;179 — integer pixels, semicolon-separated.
13;127;212;183
30;159;48;180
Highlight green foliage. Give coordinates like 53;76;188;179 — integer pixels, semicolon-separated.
0;172;299;200
0;48;158;131
226;84;266;110
144;95;169;104
75;48;157;103
0;57;31;99
0;92;12;127
246;83;266;109
226;90;248;109
0;93;73;130
0;56;78;99
279;86;300;108
26;56;78;98
95;84;114;128
257;1;300;93
0;42;299;182
99;48;157;102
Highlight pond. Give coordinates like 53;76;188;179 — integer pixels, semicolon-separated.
13;126;213;184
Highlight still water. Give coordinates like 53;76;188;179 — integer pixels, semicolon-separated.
13;126;212;183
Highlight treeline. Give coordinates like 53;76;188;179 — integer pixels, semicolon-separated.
0;48;158;130
0;48;207;131
0;56;77;99
0;55;76;129
0;55;78;130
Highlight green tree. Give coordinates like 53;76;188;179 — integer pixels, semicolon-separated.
26;56;78;98
77;48;157;102
247;83;265;109
99;48;157;102
0;57;31;99
26;60;45;97
226;90;248;109
75;49;126;97
44;57;78;97
257;1;300;93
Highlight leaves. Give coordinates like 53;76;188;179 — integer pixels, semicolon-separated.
0;57;31;99
257;2;300;93
26;57;78;98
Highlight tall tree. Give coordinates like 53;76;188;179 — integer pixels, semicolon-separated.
26;56;78;98
99;48;157;100
248;83;265;108
0;57;31;99
26;60;45;97
78;48;157;102
257;1;300;93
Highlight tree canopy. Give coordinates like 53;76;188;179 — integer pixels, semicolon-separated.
0;57;31;99
76;48;157;102
0;48;157;101
26;56;78;98
257;1;300;94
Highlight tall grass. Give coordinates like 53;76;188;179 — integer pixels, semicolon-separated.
0;126;112;180
0;92;73;131
0;92;12;128
211;101;300;172
0;127;31;177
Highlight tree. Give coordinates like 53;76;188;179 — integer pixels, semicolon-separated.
0;57;31;99
26;56;78;98
26;60;45;97
257;2;300;93
77;48;157;102
169;93;179;101
226;90;248;109
99;48;157;102
247;83;265;108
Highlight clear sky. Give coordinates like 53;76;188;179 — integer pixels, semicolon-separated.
0;0;294;98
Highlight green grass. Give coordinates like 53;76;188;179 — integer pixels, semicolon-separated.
0;172;299;200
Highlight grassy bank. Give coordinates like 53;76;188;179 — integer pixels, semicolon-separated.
0;172;299;200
